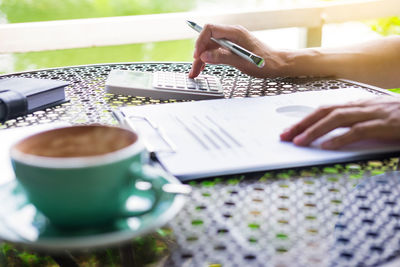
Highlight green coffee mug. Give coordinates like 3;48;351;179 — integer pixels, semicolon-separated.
10;125;165;228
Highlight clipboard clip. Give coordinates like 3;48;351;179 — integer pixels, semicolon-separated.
112;110;176;155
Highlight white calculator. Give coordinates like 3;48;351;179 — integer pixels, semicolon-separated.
105;69;224;100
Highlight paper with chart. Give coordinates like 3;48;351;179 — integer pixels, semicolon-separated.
119;88;400;180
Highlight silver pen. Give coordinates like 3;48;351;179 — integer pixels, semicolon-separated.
186;20;265;68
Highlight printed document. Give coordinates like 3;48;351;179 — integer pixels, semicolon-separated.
119;88;400;180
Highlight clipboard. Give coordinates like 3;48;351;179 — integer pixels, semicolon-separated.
115;87;400;181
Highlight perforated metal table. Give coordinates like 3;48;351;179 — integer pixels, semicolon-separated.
1;62;400;267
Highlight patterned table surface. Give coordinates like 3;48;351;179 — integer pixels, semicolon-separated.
2;62;400;267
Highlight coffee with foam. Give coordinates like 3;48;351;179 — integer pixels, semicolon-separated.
15;125;137;158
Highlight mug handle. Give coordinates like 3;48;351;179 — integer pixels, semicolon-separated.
119;163;166;217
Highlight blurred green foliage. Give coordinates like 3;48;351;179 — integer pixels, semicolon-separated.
0;0;196;73
12;39;195;72
0;0;194;23
370;17;400;36
389;88;400;94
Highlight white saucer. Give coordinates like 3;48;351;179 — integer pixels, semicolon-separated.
0;170;186;252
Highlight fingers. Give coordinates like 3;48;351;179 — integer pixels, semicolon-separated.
292;107;381;146
194;24;247;59
280;104;388;149
280;96;400;149
280;101;380;142
321;120;387;149
200;47;251;66
190;47;253;78
280;105;340;141
190;24;255;77
190;23;271;77
190;24;242;78
189;58;205;78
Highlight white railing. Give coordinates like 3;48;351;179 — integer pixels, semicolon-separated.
0;0;399;53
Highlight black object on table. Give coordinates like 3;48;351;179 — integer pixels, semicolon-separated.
1;62;400;267
0;77;68;122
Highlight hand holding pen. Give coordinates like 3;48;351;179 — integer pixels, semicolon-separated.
188;22;284;79
187;21;265;68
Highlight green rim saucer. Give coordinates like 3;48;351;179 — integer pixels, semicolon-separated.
0;169;186;252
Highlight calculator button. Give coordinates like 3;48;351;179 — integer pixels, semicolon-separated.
148;71;224;99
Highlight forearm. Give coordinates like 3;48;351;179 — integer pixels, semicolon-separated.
279;36;400;89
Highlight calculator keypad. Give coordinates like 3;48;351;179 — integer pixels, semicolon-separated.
153;72;223;95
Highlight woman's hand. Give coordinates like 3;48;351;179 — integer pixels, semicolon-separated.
189;26;400;88
280;96;400;149
189;24;288;78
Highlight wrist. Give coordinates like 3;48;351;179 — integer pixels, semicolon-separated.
277;48;340;79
